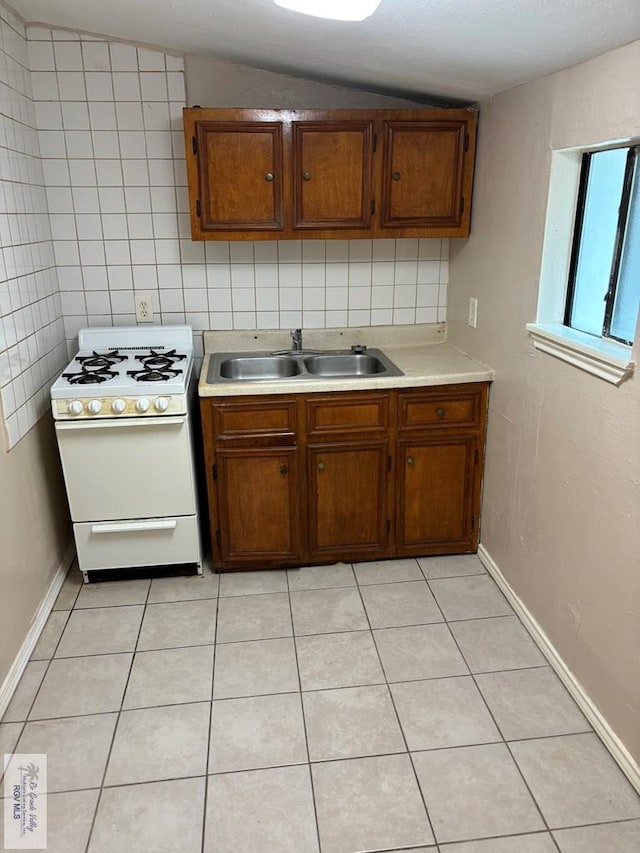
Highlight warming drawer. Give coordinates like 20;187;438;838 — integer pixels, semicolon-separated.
73;516;201;571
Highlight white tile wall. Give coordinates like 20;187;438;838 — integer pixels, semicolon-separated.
0;7;66;449
29;26;449;362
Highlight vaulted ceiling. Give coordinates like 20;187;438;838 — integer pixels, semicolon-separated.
10;0;640;102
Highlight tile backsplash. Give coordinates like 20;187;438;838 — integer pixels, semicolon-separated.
0;5;449;449
0;7;66;449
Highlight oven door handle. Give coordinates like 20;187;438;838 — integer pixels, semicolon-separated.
56;416;186;430
91;520;178;534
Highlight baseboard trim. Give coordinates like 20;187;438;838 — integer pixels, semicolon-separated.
477;543;640;795
0;541;75;721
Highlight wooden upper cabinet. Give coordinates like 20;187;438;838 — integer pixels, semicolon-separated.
292;120;373;230
381;120;470;231
183;107;477;240
185;113;284;237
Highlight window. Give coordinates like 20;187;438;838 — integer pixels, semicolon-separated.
565;144;640;346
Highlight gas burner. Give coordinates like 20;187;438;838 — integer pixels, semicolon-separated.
63;367;118;385
135;349;187;372
126;367;182;383
77;350;128;369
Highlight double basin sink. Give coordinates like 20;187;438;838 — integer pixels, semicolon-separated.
208;347;403;383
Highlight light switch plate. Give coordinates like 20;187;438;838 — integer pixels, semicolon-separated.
468;296;478;328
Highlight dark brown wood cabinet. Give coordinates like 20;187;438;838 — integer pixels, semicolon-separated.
214;446;302;565
201;382;488;572
395;383;488;555
184;108;477;241
192;120;284;232
396;436;479;553
292;120;374;230
201;395;303;569
305;391;392;560
380;119;470;230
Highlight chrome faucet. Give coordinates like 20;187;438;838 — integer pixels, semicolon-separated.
291;328;303;352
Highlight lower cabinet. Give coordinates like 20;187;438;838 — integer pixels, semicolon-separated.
396;435;479;554
214;446;302;566
307;440;391;561
200;382;488;571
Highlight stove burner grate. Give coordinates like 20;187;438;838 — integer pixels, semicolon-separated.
77;349;128;369
135;349;187;372
62;367;118;385
127;367;182;382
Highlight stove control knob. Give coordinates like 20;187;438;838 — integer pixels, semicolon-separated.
111;398;127;414
68;400;83;416
136;398;150;413
154;397;169;412
87;399;102;415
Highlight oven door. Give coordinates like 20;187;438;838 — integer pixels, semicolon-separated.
55;416;196;522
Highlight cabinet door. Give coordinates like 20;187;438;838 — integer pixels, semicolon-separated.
194;121;283;232
380;120;469;230
396;435;478;554
215;446;301;566
292;121;373;229
307;441;390;560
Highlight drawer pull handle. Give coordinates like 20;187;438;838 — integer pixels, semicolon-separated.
280;465;288;475
407;456;414;465
91;520;177;534
265;172;274;182
436;407;445;417
317;461;325;471
303;171;312;181
392;171;401;181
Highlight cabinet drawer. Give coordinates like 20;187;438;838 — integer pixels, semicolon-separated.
211;398;297;442
306;393;389;437
398;384;486;431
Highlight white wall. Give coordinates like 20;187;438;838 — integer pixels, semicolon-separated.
448;41;640;765
186;54;433;110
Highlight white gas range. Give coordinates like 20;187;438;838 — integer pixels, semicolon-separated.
51;325;203;582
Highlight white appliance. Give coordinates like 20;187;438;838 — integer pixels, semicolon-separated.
51;325;203;582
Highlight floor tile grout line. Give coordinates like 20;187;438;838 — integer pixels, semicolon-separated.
200;589;221;853
6;603;75;752
7;661;561;726
285;564;324;853
352;557;439;849
18;657;556;711
82;577;153;853
443;605;563;852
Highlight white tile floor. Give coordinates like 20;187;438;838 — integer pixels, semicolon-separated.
2;555;640;852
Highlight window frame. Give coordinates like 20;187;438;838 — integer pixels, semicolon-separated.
563;143;639;346
527;138;638;387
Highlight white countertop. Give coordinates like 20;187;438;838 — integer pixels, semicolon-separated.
198;324;494;397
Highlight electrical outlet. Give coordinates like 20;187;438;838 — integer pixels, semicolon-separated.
135;293;154;323
468;296;478;328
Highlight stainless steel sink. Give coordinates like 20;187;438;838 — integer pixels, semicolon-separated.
304;353;390;377
207;347;403;383
217;355;301;380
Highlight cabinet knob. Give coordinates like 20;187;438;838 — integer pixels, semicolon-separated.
303;171;312;181
317;461;325;471
265;172;274;182
392;171;401;181
280;465;288;475
407;456;414;465
436;407;445;418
